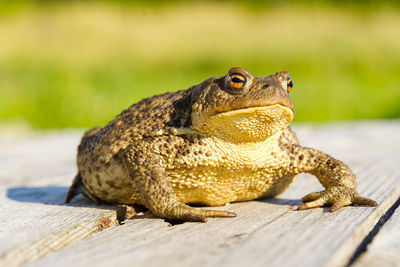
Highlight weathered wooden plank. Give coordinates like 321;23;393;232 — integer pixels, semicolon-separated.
16;121;399;267
0;131;126;267
352;201;400;267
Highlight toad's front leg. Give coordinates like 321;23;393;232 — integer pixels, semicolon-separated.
284;144;377;212
123;144;236;222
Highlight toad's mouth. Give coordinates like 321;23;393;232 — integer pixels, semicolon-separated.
211;103;294;117
208;96;295;116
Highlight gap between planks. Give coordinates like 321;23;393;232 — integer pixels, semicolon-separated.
351;197;400;267
348;196;400;266
328;187;400;267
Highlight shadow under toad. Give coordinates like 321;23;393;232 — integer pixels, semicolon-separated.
259;197;333;213
7;186;327;217
7;186;299;207
260;197;302;208
6;186;114;209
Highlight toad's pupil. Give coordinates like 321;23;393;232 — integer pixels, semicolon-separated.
288;78;293;88
232;77;244;83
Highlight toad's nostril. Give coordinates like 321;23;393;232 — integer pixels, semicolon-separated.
262;84;270;90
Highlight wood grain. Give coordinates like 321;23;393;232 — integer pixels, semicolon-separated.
0;131;125;267
0;121;399;267
352;200;400;267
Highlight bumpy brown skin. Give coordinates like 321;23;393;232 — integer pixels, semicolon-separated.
66;67;377;222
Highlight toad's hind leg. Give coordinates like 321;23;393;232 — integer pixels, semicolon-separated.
65;173;101;204
125;150;236;223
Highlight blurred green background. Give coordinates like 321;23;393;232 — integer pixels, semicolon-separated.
0;0;399;129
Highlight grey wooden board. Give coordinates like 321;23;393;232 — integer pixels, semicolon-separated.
0;121;399;267
353;203;400;267
0;131;125;267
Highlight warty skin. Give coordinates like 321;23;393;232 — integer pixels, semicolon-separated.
66;67;377;222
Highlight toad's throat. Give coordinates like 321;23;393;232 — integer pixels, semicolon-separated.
193;105;294;143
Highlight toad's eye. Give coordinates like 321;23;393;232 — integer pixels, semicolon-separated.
228;73;246;90
287;77;293;93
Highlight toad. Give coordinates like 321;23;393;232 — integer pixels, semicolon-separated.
66;67;377;222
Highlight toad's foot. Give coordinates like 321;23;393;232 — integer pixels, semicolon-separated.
297;188;377;212
169;205;237;223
